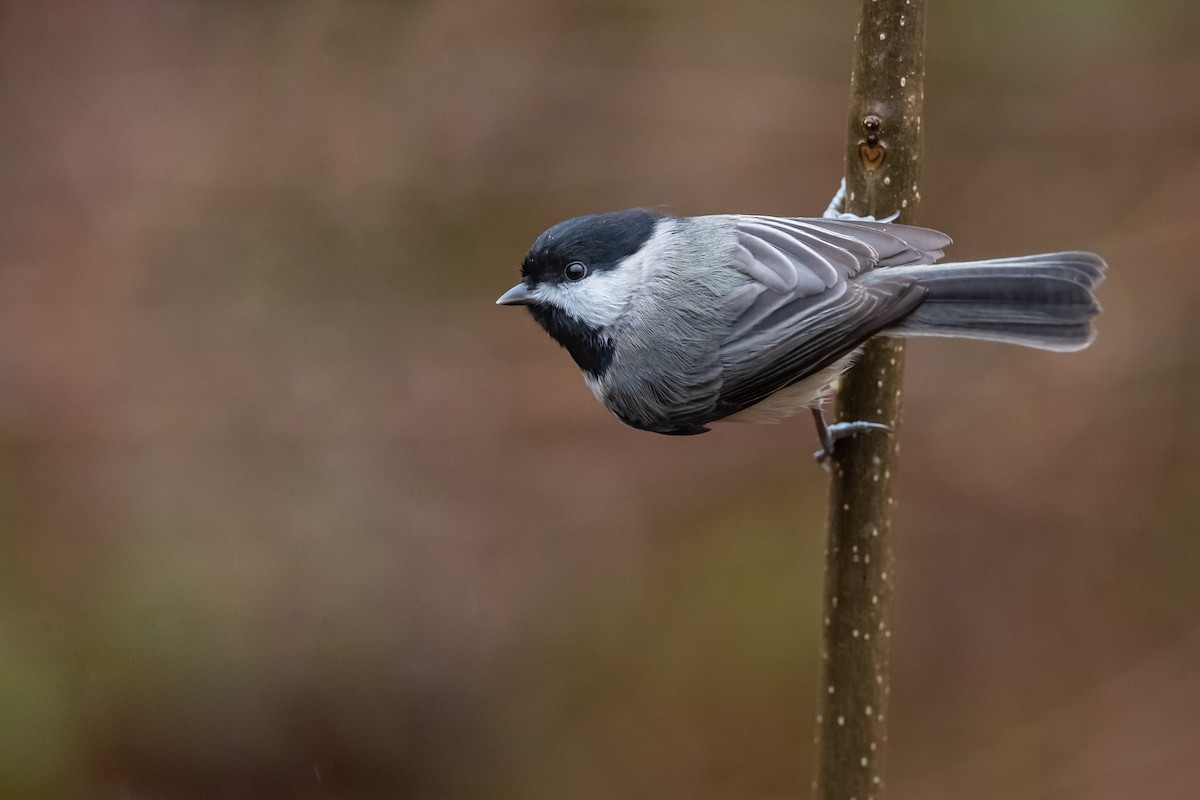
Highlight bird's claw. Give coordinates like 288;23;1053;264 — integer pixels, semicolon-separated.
822;178;901;223
823;178;849;220
811;408;891;467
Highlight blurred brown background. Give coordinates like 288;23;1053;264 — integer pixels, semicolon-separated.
2;0;1199;798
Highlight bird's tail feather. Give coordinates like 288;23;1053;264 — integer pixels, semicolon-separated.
866;251;1107;352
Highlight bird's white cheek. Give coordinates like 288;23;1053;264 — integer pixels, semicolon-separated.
533;274;631;331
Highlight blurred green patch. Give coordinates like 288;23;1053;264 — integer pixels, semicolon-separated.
483;477;826;799
0;632;81;799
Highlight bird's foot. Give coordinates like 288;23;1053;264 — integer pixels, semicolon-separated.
811;408;891;467
822;178;848;219
822;178;901;223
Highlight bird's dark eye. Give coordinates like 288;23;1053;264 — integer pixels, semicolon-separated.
564;261;589;282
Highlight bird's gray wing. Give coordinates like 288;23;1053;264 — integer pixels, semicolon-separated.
728;215;952;288
711;216;951;416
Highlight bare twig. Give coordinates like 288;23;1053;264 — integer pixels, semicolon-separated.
813;2;927;799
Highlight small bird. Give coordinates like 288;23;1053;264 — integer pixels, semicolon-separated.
497;202;1104;455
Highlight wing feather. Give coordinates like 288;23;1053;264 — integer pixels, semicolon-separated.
716;280;925;414
711;215;948;419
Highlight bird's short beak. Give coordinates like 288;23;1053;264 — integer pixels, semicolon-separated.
496;282;534;306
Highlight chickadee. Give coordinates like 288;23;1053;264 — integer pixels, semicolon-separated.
497;205;1104;448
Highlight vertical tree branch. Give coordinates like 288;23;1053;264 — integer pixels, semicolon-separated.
814;2;926;800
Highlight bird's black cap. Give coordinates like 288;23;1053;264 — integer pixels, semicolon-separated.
521;209;666;285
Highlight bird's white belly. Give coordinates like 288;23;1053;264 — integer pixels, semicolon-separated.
721;355;855;424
